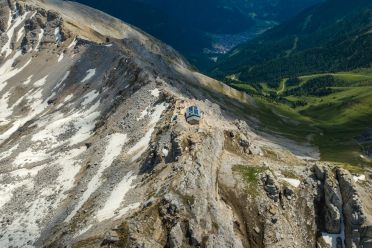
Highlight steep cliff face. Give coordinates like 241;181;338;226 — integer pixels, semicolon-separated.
337;169;372;247
0;1;371;248
314;165;372;248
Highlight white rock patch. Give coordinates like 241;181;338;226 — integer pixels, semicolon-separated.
68;38;77;49
280;178;301;188
35;29;44;51
54;27;62;43
53;70;70;91
31;100;100;149
0;92;13;124
81;69;96;83
96;172;137;221
13;147;48;167
64;94;74;102
74;224;93;238
65;133;128;222
114;202;141;220
0;179;33;209
0;81;7;92
33;75;48;87
0;146;86;247
6;10;12;31
16;26;25;42
353;174;366;182
0;86;54;145
150;88;160;98
56;94;73;109
23;75;33;85
1;12;29;58
136;106;149;121
128;102;167;162
56;146;87;190
0;50;32;85
81;90;99;106
162;148;169;157
69;102;101;146
0;144;19;160
58;52;64;62
0;89;26;125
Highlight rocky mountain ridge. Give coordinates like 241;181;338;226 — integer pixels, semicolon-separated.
0;1;371;247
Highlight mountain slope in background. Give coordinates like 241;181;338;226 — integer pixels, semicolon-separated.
207;0;372;167
212;0;372;83
72;0;321;70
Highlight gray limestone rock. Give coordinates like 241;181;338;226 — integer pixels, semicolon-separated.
263;173;280;202
168;222;184;248
337;169;371;248
324;170;342;234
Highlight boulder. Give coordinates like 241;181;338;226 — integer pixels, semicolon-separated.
263;173;280;202
314;164;327;181
239;135;250;152
101;231;120;246
283;186;294;199
168;222;184;248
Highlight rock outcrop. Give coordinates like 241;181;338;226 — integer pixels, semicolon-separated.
337;169;372;248
0;1;11;32
314;164;372;248
263;173;280;202
324;169;343;234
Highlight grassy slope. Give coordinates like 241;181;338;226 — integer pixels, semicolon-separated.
209;0;372;169
231;70;372;168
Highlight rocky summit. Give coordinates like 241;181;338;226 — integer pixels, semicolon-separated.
0;1;371;248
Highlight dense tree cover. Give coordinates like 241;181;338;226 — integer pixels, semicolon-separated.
212;0;372;85
286;77;301;87
284;76;337;97
72;0;320;70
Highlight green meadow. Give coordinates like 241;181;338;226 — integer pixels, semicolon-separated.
230;70;372;168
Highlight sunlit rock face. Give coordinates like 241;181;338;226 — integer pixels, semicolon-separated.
0;1;182;246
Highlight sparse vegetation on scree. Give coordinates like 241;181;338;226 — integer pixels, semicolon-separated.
233;165;268;197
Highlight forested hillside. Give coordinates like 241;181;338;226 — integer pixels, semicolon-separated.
72;0;321;69
212;0;372;84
